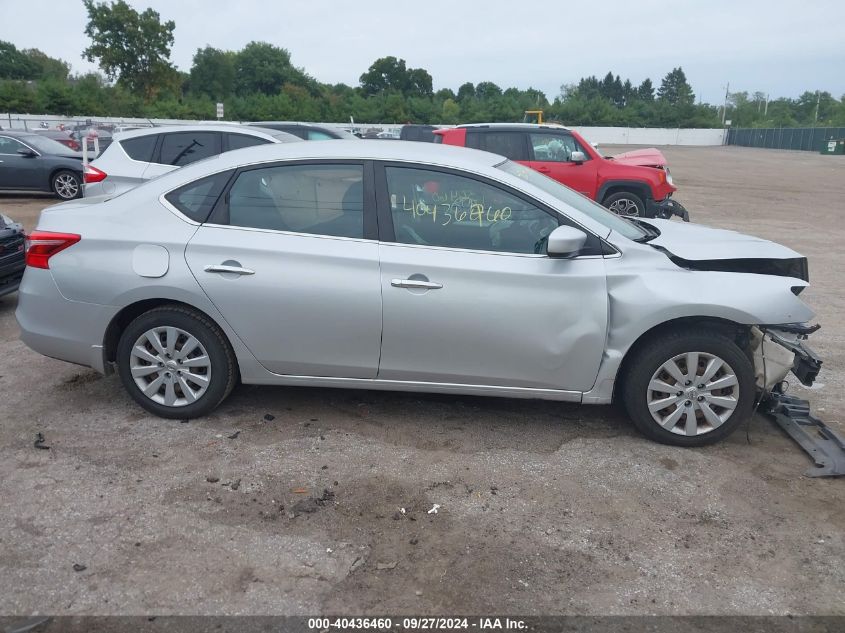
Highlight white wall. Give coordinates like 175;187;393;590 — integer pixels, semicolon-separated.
1;113;727;146
572;126;726;146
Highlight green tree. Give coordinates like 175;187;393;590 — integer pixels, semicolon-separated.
234;41;304;96
0;41;39;79
360;56;407;95
189;47;236;100
456;82;475;102
636;78;654;102
24;49;70;81
441;98;460;124
82;0;176;101
657;67;695;106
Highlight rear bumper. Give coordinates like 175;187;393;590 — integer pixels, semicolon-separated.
15;268;117;373
0;258;24;298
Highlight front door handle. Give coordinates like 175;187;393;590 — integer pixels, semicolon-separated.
391;278;443;290
204;263;255;275
537;166;551;173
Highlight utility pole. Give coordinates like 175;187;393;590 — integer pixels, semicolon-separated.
721;81;730;126
764;94;769;117
814;90;820;122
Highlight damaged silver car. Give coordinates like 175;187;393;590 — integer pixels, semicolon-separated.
15;141;821;446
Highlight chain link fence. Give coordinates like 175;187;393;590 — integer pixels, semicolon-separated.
726;127;845;152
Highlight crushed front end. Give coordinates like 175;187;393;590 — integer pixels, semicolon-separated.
751;324;844;477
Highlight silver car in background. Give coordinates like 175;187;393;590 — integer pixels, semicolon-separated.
82;124;300;197
17;141;821;447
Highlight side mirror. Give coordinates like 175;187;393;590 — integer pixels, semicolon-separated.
570;150;586;164
547;225;587;258
17;148;37;158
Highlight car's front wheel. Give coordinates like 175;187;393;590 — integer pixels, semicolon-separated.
604;191;645;217
622;328;756;446
51;170;82;200
116;305;237;419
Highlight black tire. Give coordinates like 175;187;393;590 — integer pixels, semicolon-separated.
603;191;646;217
51;169;82;200
116;305;237;419
621;327;755;447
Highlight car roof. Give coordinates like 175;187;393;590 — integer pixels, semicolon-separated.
0;130;42;139
204;139;503;169
113;124;293;143
452;123;571;132
249;121;325;128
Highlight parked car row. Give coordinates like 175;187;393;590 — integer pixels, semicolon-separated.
14;140;821;448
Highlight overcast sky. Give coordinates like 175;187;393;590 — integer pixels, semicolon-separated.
1;0;843;104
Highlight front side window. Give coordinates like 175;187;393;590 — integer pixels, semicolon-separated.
160;132;220;166
226;164;364;238
0;136;27;154
165;170;232;223
497;160;647;241
529;133;587;162
385;166;558;254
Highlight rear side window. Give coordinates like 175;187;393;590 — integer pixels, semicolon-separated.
226;133;270;151
225;164;364;238
165;170;232;223
160;132;221;166
480;132;528;160
120;135;158;162
465;131;482;149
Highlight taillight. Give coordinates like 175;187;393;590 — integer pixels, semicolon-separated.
84;164;107;183
24;231;81;269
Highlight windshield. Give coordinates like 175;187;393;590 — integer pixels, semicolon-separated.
24;134;79;155
496;160;647;241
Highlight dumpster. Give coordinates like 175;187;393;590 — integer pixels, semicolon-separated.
820;138;845;155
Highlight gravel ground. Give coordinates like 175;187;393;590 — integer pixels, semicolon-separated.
0;146;843;616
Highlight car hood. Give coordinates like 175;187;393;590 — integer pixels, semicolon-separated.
638;218;808;281
610;147;668;168
642;218;801;260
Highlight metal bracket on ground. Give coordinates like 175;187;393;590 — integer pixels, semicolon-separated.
763;393;845;477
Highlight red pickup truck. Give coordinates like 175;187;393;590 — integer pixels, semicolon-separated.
434;124;688;220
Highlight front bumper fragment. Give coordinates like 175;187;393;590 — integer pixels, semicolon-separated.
648;197;689;222
752;325;822;390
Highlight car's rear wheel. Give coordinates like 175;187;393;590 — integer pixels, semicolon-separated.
116;306;237;419
622;328;755;446
604;191;645;217
51;170;82;200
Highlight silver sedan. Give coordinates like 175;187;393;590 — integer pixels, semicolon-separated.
16;141;821;446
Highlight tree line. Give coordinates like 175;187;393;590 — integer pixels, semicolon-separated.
1;0;843;129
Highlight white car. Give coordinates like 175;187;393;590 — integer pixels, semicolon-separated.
83;124;300;197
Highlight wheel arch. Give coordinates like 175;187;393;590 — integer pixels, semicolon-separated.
48;166;83;191
103;298;237;367
598;180;653;204
612;316;753;403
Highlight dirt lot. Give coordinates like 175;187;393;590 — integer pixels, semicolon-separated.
0;146;843;616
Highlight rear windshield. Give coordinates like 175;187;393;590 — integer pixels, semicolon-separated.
23;135;76;154
496;160;647;241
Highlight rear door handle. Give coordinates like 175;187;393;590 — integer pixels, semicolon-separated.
391;278;443;290
537;166;551;173
204;264;255;275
